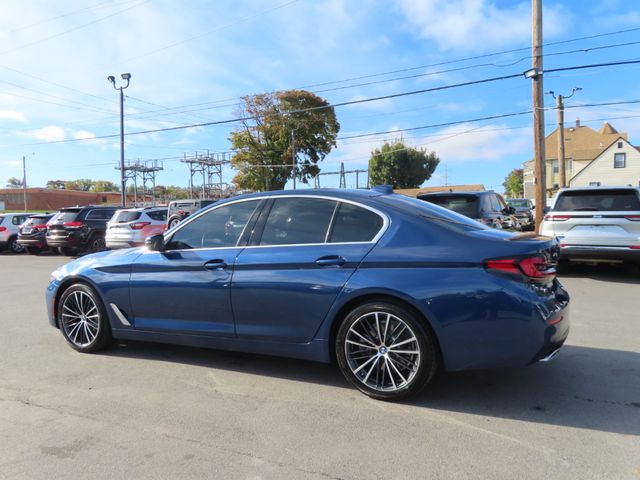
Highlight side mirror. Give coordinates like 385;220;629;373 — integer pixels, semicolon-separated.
543;206;551;214
531;205;535;209
145;234;165;252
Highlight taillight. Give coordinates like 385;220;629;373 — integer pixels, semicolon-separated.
130;222;151;230
543;215;571;221
0;227;6;232
630;245;640;250
625;215;640;221
485;256;556;282
33;224;48;230
64;221;83;228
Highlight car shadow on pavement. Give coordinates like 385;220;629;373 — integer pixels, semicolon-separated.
105;341;639;436
410;344;640;436
558;262;640;284
105;340;351;389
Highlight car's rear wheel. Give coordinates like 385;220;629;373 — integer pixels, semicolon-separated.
88;235;106;253
9;236;25;253
58;283;112;353
336;301;438;401
168;217;181;229
25;246;41;255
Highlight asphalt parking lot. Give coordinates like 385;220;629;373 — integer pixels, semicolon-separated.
0;253;638;480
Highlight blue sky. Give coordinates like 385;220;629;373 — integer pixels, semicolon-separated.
1;0;640;193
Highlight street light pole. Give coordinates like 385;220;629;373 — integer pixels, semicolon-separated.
22;152;34;212
108;73;131;207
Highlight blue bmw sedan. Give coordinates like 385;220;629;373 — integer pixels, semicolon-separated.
46;188;569;400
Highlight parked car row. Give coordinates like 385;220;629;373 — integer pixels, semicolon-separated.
0;205;170;256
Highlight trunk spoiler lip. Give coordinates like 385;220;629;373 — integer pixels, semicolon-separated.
507;232;554;242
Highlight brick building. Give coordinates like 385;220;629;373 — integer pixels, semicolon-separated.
0;188;124;211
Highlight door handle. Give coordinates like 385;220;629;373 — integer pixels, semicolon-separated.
315;255;346;267
203;259;228;270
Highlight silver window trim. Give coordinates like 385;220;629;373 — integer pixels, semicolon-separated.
161;194;390;252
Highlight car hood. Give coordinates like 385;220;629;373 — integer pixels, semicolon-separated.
51;247;145;279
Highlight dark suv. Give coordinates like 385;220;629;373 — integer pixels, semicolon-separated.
17;213;55;254
46;205;118;255
417;190;516;229
166;199;216;228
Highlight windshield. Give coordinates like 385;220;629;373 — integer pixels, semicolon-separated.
418;195;479;218
553;189;640;211
112;210;142;223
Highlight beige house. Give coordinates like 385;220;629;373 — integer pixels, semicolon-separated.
523;120;633;199
570;136;640;188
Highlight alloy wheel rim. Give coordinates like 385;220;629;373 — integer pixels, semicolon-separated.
61;291;100;347
11;240;24;253
344;311;421;392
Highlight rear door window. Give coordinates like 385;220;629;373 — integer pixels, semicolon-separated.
328;202;384;243
259;198;337;245
52;210;80;223
554;189;640;211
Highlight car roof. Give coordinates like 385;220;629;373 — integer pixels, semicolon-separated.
556;186;640;193
417;190;492;197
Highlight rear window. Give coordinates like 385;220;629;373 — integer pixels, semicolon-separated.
419;195;479;218
53;210;81;222
147;210;167;221
381;194;488;230
553;189;640;211
508;199;530;208
112;211;142;223
23;216;52;227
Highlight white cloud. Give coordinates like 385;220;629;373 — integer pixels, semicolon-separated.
0;110;28;123
395;0;565;52
2;160;22;167
20;125;66;141
417;122;531;163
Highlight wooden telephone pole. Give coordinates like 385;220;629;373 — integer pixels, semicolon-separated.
532;0;546;232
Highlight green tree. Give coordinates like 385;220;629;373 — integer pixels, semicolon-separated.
74;179;93;191
502;168;524;198
5;177;23;188
91;180;119;192
368;141;439;189
230;90;340;191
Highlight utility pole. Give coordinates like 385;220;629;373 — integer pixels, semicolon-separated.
108;73;131;207
22;155;27;212
531;0;546;232
547;88;581;189
291;129;297;190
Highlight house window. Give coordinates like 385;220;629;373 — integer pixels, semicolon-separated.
614;153;626;168
617;141;623;148
552;160;558;173
589;182;601;187
568;160;572;171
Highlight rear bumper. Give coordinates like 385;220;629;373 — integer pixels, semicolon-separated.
559;245;640;262
17;237;47;248
106;240;140;249
46;233;87;248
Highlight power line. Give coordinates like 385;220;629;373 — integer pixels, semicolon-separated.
12;61;640;147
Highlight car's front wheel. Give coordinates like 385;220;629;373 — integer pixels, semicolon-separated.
57;283;113;353
336;301;438;401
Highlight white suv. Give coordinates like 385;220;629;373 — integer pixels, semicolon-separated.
540;186;640;264
105;207;167;249
0;212;38;253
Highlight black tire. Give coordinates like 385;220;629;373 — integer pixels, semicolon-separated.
87;235;106;253
335;301;438;401
168;217;181;229
57;283;113;353
9;236;25;254
25;246;41;255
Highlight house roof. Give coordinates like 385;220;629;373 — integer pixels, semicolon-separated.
396;184;485;197
544;121;627;162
